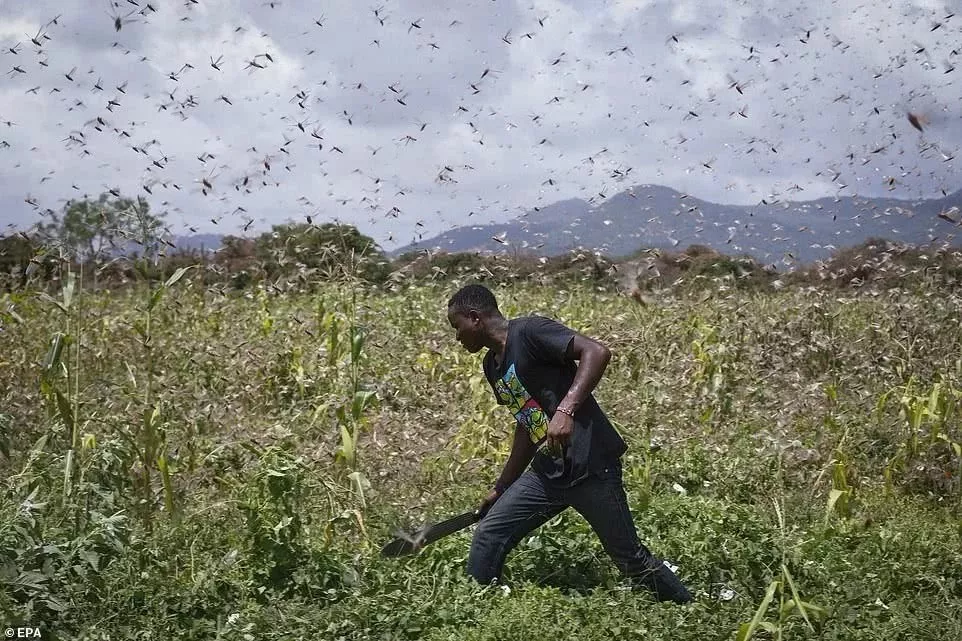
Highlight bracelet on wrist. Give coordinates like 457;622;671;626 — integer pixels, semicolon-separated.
555;405;575;417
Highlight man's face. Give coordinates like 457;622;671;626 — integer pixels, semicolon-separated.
447;306;484;353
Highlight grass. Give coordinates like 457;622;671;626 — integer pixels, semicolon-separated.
1;274;961;640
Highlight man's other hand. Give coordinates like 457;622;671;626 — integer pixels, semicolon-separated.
546;411;574;454
478;488;500;517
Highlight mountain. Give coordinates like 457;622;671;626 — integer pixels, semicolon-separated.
391;184;962;266
170;234;223;252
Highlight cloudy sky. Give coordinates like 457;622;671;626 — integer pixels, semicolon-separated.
1;0;959;251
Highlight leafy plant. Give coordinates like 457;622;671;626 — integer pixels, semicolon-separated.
1;264;961;640
736;499;828;641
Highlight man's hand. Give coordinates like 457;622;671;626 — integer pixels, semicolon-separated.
478;488;500;517
545;410;574;455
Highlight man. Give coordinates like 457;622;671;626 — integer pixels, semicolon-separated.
446;283;692;603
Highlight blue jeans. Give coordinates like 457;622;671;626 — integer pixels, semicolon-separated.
466;459;693;603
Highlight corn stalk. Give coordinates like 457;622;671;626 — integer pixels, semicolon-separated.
736;498;827;641
130;255;195;525
37;257;84;510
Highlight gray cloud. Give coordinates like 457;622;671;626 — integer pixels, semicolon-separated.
0;0;959;251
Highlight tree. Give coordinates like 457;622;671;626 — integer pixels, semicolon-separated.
220;235;257;261
37;192;166;264
0;231;49;290
253;222;390;283
36;192;166;288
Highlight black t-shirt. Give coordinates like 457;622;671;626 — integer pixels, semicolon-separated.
482;315;628;487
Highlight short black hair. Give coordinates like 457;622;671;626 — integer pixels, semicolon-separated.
447;283;499;316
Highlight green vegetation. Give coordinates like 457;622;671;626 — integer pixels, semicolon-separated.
2;203;961;639
2;244;961;640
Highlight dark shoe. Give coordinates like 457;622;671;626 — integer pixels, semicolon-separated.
631;562;693;604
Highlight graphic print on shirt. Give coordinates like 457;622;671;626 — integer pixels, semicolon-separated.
493;363;549;447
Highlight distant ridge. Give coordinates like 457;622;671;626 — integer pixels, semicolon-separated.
391;184;962;265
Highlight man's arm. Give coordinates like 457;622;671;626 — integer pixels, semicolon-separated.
479;423;536;514
556;334;612;414
494;422;538;492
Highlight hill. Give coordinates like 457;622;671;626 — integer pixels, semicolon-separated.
392;184;962;265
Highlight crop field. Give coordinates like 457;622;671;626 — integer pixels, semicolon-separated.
1;274;961;640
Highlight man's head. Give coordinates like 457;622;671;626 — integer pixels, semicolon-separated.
446;284;502;353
